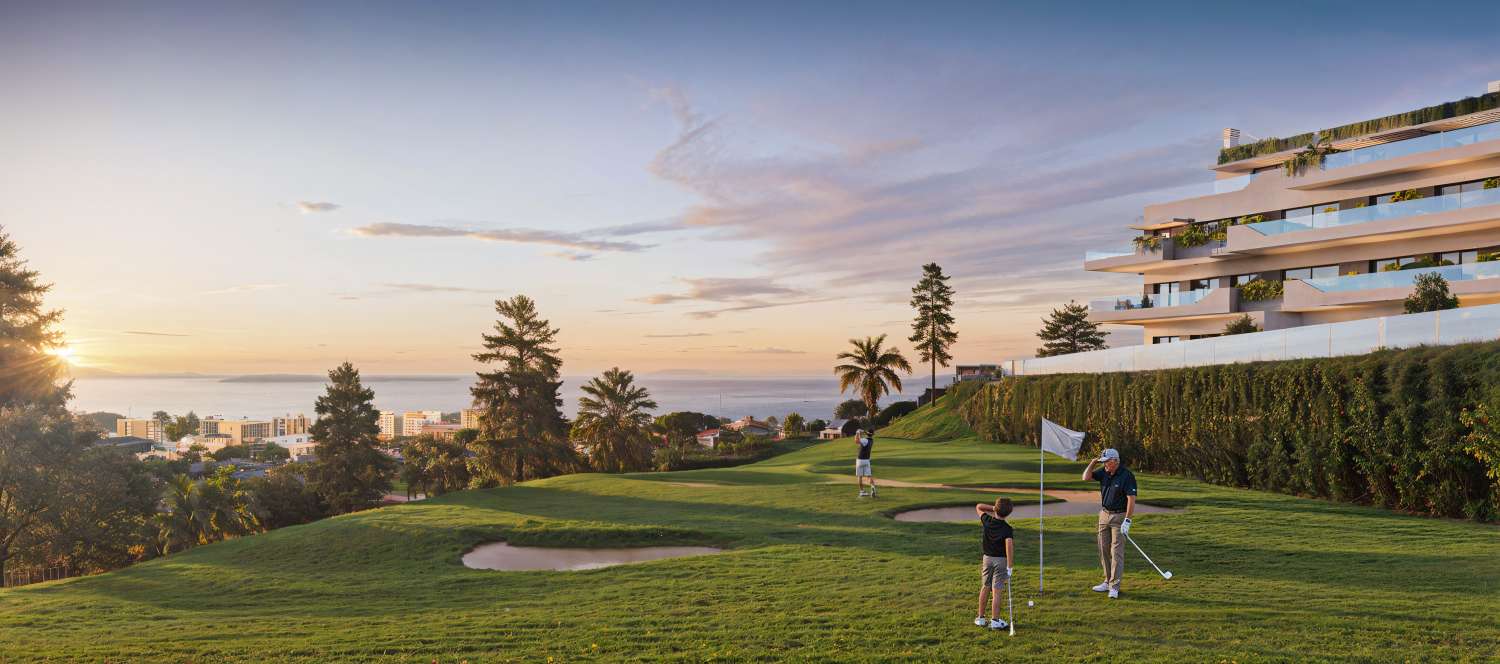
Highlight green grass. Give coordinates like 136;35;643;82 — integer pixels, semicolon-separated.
876;380;981;441
3;435;1498;662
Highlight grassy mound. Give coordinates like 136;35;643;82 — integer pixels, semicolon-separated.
878;380;983;441
2;435;1497;662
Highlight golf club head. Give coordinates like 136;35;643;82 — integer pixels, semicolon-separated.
1163;571;1173;579
1009;625;1015;636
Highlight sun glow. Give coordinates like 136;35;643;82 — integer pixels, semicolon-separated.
48;346;79;365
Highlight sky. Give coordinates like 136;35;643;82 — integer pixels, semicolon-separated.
2;1;1498;376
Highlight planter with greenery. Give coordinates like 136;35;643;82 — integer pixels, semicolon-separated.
959;339;1500;521
1218;91;1500;164
1237;279;1283;302
1233;213;1265;226
1132;234;1162;252
1174;223;1210;248
1480;252;1500;263
1388;189;1423;203
1485;177;1500;190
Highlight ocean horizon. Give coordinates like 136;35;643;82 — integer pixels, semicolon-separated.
68;374;944;423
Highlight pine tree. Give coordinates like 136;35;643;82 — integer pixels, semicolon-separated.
1035;301;1107;357
306;362;393;513
470;295;578;485
1404;272;1460;314
908;263;958;402
0;226;66;408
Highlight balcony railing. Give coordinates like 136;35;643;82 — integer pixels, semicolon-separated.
1085;248;1139;262
1246;186;1500;237
1090;289;1209;312
1211;172;1256;194
1303;261;1500;293
1324;121;1500;170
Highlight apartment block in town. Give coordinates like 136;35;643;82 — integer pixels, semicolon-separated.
200;417;272;446
460;408;482;430
115;418;164;443
272;414;309;436
402;410;444;437
1085;85;1500;344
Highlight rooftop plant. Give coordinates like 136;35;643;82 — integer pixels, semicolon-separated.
1219;92;1500;165
1389;189;1424;203
1174;223;1211;248
1132;234;1162;252
1485;177;1500;190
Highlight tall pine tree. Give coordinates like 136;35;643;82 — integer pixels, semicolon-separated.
1035;301;1108;357
908;263;958;400
307;362;393;513
0;226;66;408
469;295;578;485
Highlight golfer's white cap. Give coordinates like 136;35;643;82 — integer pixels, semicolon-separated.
1100;448;1120;461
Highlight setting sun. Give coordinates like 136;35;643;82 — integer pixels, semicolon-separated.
47;345;78;364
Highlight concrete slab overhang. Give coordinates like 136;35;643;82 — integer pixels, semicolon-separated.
1224;202;1500;257
1284;274;1500;312
1089;285;1237;325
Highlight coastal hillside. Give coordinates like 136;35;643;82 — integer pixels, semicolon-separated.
876;380;982;441
3;434;1496;662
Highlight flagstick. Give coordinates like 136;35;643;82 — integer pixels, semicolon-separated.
1039;441;1044;597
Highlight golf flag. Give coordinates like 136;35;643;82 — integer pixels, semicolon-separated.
1040;419;1085;461
1037;418;1087;597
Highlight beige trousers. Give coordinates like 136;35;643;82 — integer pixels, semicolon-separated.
1097;510;1126;591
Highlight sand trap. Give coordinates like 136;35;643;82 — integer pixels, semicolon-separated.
894;499;1182;523
462;542;723;571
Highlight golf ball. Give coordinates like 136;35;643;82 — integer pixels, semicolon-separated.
1027;601;1034;607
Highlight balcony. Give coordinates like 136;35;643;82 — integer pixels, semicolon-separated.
1227;186;1500;254
1084;237;1226;273
1088;286;1235;324
1323;121;1500;170
1284;262;1500;311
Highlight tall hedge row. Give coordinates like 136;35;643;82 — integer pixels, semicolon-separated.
960;341;1500;521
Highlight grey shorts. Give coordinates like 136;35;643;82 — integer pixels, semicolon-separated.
980;555;1009;590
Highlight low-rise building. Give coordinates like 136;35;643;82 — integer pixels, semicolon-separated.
725;417;774;437
200;418;271;446
695;428;720;448
955;365;1000;382
177;433;233;454
419;422;463;441
263;433;317;461
378;411;402;441
97;435;156;454
115;418;164;443
272;414;309;436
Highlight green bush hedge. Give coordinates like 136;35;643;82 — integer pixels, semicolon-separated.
960;341;1500;521
1218;92;1500;165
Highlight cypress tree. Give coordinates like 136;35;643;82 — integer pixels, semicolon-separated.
1035;301;1107;357
908;263;958;401
307;362;393;513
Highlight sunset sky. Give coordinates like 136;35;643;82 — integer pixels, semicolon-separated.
4;1;1498;375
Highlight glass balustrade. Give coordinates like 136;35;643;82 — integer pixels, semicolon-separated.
1302;261;1500;293
1247;186;1500;236
1089;289;1210;312
1324;122;1500;170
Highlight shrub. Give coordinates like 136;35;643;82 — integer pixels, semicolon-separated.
1132;234;1162;252
876;400;919;426
1233;214;1265;225
1404;273;1459;314
1218;91;1500;164
1485;177;1500;190
1223;314;1260;335
1479;252;1500;263
1388;189;1423;203
959;340;1500;521
1238;279;1283;302
1173;224;1209;248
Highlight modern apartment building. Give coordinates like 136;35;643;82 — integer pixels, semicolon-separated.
272;414;309;436
402;410;444;437
378;411;402;441
200;418;272;446
1086;85;1500;344
115;418;164;443
460;408;482;430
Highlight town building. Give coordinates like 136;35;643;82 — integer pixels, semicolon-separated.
200;418;272;446
177;433;233;454
272;414;309;436
263;433;317;461
97;435;156;454
419;422;463;441
955;365;1000;382
695;428;720;448
1084;84;1500;345
724;417;774;437
401;410;444;437
115;418;164;443
460;408;483;430
378;411;402;441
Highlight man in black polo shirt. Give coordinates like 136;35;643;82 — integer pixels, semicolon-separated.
1081;448;1136;599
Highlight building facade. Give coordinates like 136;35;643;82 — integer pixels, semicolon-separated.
201;419;272;446
377;411;402;441
460;408;482;430
115;418;164;443
1085;85;1500;345
264;433;317;461
401;410;443;437
272;414;309;436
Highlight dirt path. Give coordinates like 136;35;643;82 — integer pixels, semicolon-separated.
850;479;1182;521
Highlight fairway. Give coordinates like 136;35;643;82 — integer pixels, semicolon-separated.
2;434;1497;662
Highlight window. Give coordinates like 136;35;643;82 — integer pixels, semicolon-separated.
1285;265;1338;280
1152;336;1180;344
1153;282;1181;306
1283;206;1314;218
1232;273;1260;286
1440;251;1478;265
1189;279;1216;291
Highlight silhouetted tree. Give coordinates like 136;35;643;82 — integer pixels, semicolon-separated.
835;335;912;424
1036;301;1107;357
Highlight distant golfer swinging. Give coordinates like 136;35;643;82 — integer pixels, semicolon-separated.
854;428;876;497
1082;448;1136;599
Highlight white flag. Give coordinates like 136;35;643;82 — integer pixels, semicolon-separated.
1040;419;1085;461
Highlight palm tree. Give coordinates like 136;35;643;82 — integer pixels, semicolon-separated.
572;368;659;473
834;335;912;426
155;475;209;554
154;469;262;555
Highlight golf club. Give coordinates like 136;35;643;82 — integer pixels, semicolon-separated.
1125;533;1174;580
1006;573;1015;636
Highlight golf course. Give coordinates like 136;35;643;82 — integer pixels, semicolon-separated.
3;396;1497;663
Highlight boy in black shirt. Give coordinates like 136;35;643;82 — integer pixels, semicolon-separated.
973;497;1015;630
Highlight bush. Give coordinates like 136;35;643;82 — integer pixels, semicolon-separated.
959;340;1500;521
1237;279;1283;302
876;400;919;426
1404;273;1459;314
1223;314;1260;335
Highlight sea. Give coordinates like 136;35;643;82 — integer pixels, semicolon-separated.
67;375;916;422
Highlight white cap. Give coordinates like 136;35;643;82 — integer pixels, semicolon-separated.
1100;448;1120;462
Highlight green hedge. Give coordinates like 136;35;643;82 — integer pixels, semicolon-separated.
1219;92;1500;165
960;341;1500;521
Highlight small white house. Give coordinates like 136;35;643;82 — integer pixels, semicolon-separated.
695;428;721;448
264;433;317;461
819;419;849;440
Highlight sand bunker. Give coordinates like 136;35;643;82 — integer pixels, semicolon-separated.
462;543;723;571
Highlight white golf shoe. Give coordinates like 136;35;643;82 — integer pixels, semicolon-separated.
858;490;869;497
974;616;987;627
989;618;1008;630
1091;582;1110;592
1108;588;1119;599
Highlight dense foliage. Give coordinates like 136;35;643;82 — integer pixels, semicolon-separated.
1218;92;1500;164
1404;272;1459;314
961;341;1500;521
306;362;394;513
1237;279;1283;302
571;367;659;473
1223;314;1260;335
1035;301;1106;357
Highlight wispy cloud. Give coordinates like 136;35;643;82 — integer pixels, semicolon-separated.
547;251;594;262
203;283;283;295
383;282;496;294
641;277;801;305
122;330;191;337
297;201;341;214
644;332;711;338
590;218;688;237
350;222;651;254
740;347;806;355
